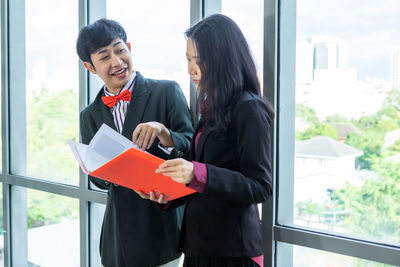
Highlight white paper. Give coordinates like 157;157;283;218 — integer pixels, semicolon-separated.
67;140;89;174
68;123;139;173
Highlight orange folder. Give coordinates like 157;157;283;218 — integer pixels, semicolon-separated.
89;147;195;201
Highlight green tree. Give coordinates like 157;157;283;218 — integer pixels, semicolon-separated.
297;123;338;141
296;103;319;124
26;87;79;227
325;114;348;123
27;87;79;182
346;131;385;169
332;157;400;243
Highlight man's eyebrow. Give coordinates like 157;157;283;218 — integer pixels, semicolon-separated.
95;41;123;55
113;41;123;47
96;49;108;55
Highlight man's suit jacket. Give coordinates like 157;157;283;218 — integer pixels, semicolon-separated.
179;92;273;258
80;72;193;267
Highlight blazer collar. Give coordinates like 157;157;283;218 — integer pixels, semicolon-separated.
192;121;212;161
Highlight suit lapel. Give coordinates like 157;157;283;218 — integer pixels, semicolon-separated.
121;72;150;138
91;86;118;131
190;123;200;160
195;124;212;162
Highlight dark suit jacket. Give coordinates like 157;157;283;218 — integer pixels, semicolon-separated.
80;72;193;267
177;91;273;258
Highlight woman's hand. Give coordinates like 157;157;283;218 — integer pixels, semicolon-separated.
156;158;195;184
132;121;174;150
133;190;168;204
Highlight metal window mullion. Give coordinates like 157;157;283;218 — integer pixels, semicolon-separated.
274;226;400;266
275;0;296;265
7;0;28;266
78;1;89;266
1;0;11;265
1;174;106;204
263;0;278;266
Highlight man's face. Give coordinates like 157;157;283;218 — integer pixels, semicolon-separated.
84;38;133;94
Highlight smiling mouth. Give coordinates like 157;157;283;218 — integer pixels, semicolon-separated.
111;68;127;76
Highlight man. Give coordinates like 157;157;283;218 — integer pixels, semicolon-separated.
76;19;193;267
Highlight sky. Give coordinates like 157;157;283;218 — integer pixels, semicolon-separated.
22;0;400;99
297;0;400;80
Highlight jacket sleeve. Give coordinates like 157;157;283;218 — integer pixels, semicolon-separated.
165;82;194;159
202;98;273;204
80;111;111;190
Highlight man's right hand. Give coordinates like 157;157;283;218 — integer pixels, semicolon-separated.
132;121;174;150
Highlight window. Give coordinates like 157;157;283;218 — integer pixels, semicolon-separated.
276;0;400;265
1;0;398;266
291;0;400;244
107;0;191;102
25;0;79;185
27;190;79;267
278;242;397;267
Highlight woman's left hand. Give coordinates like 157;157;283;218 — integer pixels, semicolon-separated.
133;190;168;204
156;158;195;184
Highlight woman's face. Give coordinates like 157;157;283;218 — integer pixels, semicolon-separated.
186;38;201;89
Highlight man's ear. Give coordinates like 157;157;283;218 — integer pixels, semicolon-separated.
127;42;131;51
83;62;96;74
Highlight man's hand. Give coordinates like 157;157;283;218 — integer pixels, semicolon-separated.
156;158;195;184
132;121;174;150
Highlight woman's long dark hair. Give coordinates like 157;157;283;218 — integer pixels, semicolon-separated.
185;14;262;134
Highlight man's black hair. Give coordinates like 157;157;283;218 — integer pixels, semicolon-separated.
76;18;127;64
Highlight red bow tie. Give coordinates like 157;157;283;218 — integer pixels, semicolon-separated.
102;90;132;108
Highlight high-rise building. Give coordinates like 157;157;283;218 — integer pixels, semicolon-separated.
391;48;400;89
311;36;348;71
296;39;314;84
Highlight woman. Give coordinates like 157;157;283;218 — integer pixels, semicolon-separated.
137;14;273;267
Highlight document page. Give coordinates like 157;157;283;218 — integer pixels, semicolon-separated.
67;140;89;174
69;123;139;173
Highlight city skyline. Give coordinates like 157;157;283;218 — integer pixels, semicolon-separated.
298;0;400;81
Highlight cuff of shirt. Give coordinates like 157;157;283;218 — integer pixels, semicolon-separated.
188;161;208;193
157;142;173;155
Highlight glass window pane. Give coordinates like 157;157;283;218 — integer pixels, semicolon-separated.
27;189;79;266
90;202;105;267
25;0;79;185
222;0;264;90
278;242;397;267
293;0;400;244
107;0;190;102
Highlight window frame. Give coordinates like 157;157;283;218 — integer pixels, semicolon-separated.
0;0;399;266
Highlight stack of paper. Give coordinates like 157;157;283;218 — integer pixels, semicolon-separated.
68;124;195;200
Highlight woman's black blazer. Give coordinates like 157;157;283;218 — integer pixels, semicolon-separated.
179;91;273;257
